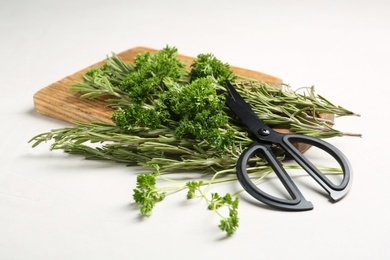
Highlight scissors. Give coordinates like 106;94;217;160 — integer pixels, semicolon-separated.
224;80;352;211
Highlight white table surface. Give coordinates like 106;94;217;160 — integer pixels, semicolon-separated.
1;0;389;259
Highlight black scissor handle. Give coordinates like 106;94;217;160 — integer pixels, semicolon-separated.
237;142;314;211
236;136;353;210
281;134;353;202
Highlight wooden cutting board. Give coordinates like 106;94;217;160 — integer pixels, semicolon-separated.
33;46;322;153
33;47;283;125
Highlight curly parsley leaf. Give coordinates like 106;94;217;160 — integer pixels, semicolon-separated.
208;193;239;236
112;105;163;129
186;181;203;199
190;53;237;85
162;77;234;149
120;46;187;104
133;169;166;216
185;180;240;236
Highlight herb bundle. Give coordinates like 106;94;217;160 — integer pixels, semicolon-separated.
30;46;359;236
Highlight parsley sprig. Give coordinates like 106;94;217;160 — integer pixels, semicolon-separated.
133;168;166;216
30;46;360;236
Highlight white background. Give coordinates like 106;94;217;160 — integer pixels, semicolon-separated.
1;0;389;259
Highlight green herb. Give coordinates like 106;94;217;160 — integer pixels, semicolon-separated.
29;46;360;236
189;53;237;84
132;166;166;216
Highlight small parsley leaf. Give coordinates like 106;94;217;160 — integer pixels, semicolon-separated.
133;171;166;216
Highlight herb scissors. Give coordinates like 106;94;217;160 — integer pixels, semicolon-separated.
224;80;352;211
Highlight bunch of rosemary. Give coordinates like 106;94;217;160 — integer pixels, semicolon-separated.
30;46;359;236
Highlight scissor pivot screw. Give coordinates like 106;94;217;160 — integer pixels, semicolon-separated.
258;128;270;136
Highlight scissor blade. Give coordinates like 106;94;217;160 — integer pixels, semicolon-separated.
225;93;271;136
225;80;255;114
225;80;272;135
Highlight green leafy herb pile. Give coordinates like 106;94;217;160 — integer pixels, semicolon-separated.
30;46;360;236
